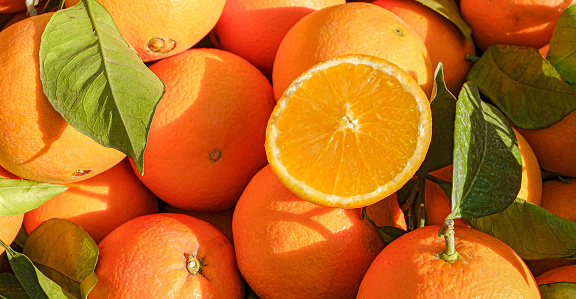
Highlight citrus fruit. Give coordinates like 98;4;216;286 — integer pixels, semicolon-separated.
132;48;275;212
425;128;543;225
357;224;541;298
524;179;576;277
536;265;576;284
0;13;126;184
539;44;550;57
365;191;407;230
233;165;388;299
0;0;44;13
212;0;345;78
162;204;235;246
272;2;434;99
266;54;432;208
460;0;576;50
23;159;159;244
64;0;225;62
0;165;24;256
90;213;244;298
372;0;476;95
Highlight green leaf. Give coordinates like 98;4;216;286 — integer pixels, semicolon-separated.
539;282;576;299
467;44;576;130
414;0;473;44
468;199;576;260
39;0;165;175
23;219;99;299
0;272;30;299
450;82;522;219
547;4;576;87
0;239;69;299
418;63;457;174
0;179;68;216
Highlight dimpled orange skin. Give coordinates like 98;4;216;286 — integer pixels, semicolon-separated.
372;0;476;95
0;13;126;184
212;0;345;78
65;0;225;62
357;225;541;298
0;166;24;256
90;213;244;299
132;48;276;212
460;0;576;51
272;2;434;100
233;165;387;299
23;159;159;244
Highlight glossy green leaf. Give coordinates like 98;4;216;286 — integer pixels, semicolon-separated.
0;239;69;299
39;0;165;175
414;0;472;44
467;44;576;130
0;179;68;216
547;4;576;87
24;219;99;299
0;272;29;299
450;82;522;219
418;63;457;174
539;282;576;299
469;199;576;260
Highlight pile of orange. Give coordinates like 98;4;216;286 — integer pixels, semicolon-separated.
1;0;575;297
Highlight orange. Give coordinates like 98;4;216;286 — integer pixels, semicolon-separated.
132;48;275;212
365;192;407;230
1;1;56;30
460;0;576;51
23;159;159;244
90;213;244;298
272;2;434;100
0;13;125;184
267;54;432;208
0;0;44;13
0;166;24;256
212;0;345;78
161;204;235;247
372;0;476;95
64;0;225;62
515;111;576;177
425;128;543;225
524;179;576;277
233;165;392;299
536;265;576;284
539;44;550;57
357;225;541;298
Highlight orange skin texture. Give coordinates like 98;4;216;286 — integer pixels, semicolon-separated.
213;0;345;78
536;265;576;284
372;0;475;95
272;2;434;100
23;159;159;244
366;192;407;230
233;165;386;299
460;0;576;51
132;48;275;212
525;179;576;277
90;213;244;299
65;0;225;62
0;13;126;184
162;204;235;247
0;165;24;256
357;225;541;298
425;129;542;226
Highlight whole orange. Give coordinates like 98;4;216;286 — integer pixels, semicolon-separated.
233;165;388;299
372;0;476;95
132;48;275;212
357;225;541;298
212;0;345;78
425;129;542;225
23;159;159;244
272;2;434;100
0;166;24;256
536;265;576;284
0;13;125;184
460;0;576;50
64;0;225;62
90;213;244;298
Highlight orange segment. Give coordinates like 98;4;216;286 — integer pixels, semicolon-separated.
266;54;432;208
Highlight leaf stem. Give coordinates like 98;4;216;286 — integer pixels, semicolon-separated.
465;53;480;62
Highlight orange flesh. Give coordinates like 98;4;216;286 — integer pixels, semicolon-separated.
275;63;421;197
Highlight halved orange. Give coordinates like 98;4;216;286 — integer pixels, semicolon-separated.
265;54;432;208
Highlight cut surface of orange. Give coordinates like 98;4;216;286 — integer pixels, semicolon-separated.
266;54;432;208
